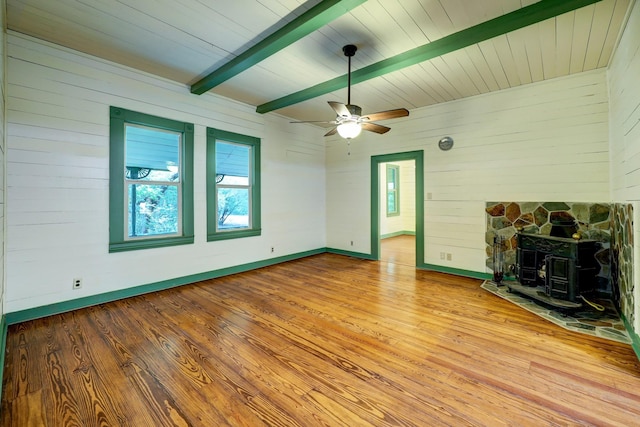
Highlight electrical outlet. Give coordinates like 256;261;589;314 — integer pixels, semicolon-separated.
72;278;82;290
271;247;274;253
440;252;445;260
350;241;354;246
446;253;452;261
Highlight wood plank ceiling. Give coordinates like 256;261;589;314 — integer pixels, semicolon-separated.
6;0;633;124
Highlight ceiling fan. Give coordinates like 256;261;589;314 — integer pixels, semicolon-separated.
291;44;409;139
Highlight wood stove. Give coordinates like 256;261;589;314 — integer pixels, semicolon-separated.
511;232;600;308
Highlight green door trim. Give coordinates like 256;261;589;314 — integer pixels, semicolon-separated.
371;151;424;267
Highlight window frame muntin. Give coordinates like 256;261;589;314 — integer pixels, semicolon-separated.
109;106;194;252
206;127;261;241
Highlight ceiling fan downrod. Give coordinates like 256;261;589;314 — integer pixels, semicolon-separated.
342;44;357;106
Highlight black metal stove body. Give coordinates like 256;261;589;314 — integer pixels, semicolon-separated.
515;233;599;303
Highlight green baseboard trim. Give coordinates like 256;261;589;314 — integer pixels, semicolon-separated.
5;248;326;325
380;231;416;239
620;313;640;362
419;263;492;280
326;247;376;260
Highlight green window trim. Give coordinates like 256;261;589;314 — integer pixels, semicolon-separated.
109;107;194;252
206;127;261;241
386;164;400;217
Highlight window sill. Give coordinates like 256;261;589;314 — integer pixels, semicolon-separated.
109;235;194;253
207;229;261;242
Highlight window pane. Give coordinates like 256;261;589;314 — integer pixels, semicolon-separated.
387;167;396;183
217;187;250;230
387;193;396;212
217;174;249;186
125;124;181;182
128;184;179;237
216;141;250;181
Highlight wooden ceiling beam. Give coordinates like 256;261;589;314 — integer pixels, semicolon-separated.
190;0;367;95
256;0;603;114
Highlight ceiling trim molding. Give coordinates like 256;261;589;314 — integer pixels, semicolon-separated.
190;0;367;95
256;0;603;114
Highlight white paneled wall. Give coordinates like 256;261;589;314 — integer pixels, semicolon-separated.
400;161;416;233
609;1;640;201
609;1;640;333
5;33;326;312
635;202;640;334
327;68;610;272
326;145;371;253
1;0;6;319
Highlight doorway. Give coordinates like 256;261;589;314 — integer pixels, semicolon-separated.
370;151;424;267
379;160;416;266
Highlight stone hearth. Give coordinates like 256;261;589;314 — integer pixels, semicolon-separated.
485;202;611;294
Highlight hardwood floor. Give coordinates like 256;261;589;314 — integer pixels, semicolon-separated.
2;251;640;426
380;235;415;266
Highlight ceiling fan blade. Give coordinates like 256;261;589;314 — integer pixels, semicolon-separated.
361;108;409;122
328;101;351;118
361;122;391;134
290;120;336;124
324;127;338;137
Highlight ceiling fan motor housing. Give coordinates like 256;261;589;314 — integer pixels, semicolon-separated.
346;104;362;117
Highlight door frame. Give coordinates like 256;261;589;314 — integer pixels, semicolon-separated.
370;150;424;266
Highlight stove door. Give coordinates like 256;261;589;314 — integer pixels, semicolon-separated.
516;247;539;286
545;255;577;301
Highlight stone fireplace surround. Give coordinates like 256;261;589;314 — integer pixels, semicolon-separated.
485;201;635;330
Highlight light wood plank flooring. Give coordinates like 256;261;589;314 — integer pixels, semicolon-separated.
2;250;640;426
381;235;415;267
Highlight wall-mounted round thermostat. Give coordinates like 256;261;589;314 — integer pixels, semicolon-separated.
438;136;454;151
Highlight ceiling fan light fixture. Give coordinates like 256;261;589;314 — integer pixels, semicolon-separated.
337;121;362;139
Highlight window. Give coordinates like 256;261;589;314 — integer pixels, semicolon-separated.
109;107;194;252
207;128;261;241
386;164;400;217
